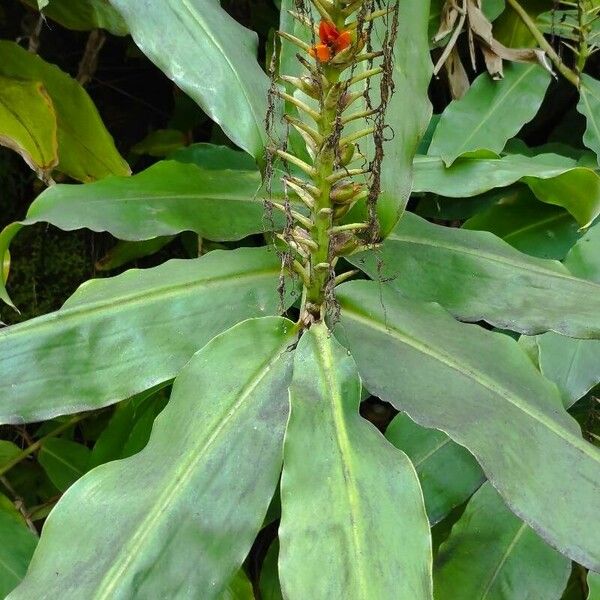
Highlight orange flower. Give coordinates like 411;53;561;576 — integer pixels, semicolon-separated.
310;21;353;62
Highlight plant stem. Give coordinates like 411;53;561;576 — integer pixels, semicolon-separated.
506;0;580;87
0;415;85;477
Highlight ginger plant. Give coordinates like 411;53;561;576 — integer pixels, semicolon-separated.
266;0;398;325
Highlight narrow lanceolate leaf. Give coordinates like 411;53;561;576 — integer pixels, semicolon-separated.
0;494;37;598
534;223;600;406
0;77;58;179
336;281;600;570
0;42;128;182
413;153;600;227
434;483;571;600
21;0;128;35
429;64;551;165
11;161;286;243
0;246;289;424
279;323;433;600
578;74;600;166
9;318;295;600
110;0;271;160
463;188;581;260
386;414;484;525
348;212;600;338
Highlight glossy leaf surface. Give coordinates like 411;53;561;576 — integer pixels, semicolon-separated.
279;323;433;599
413;153;600;227
0;494;37;598
22;0;128;35
0;41;128;181
578;74;600;165
0;247;288;424
429;64;550;165
0;76;57;179
534;223;600;406
110;0;271;159
348;212;600;337
9;317;295;600
14;161;283;243
434;483;570;600
336;281;600;570
386;414;484;524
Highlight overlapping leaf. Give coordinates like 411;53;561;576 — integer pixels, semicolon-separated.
434;483;571;599
348;211;600;337
386;414;484;524
279;323;432;599
0;247;289;424
336;281;600;570
0;41;129;182
429;63;550;165
8;317;295;599
413;153;600;227
0;76;58;180
578;74;600;165
109;0;272;160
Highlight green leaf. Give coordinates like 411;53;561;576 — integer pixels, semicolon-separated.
279;323;432;599
8;161;287;244
578;76;600;166
413;153;600;228
348;211;600;337
21;0;128;35
222;570;255;600
463;187;582;260
429;64;550;165
8;317;295;599
109;0;272;160
0;246;290;424
589;571;600;600
169;143;257;171
434;483;571;600
346;0;433;236
0;494;37;598
336;281;600;570
493;0;547;47
259;540;283;600
0;76;58;179
0;441;21;467
0;41;129;181
131;129;186;157
38;438;91;492
95;237;175;271
533;223;600;406
386;414;484;524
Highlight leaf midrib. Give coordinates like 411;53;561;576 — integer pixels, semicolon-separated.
386;231;600;290
93;333;291;599
341;306;598;462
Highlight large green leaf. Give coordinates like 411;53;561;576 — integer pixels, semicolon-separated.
109;0;271;160
463;187;581;260
0;494;37;598
0;42;129;182
8;161;289;244
21;0;128;35
577;75;600;165
38;439;91;492
0;76;58;180
0;246;289;424
429;64;550;165
279;323;432;599
590;571;600;600
434;483;571;600
335;281;600;570
413;153;600;227
348;211;600;337
533;223;600;406
8;317;295;599
386;414;484;525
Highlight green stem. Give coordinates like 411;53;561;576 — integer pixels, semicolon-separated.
506;0;580;87
0;415;85;477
